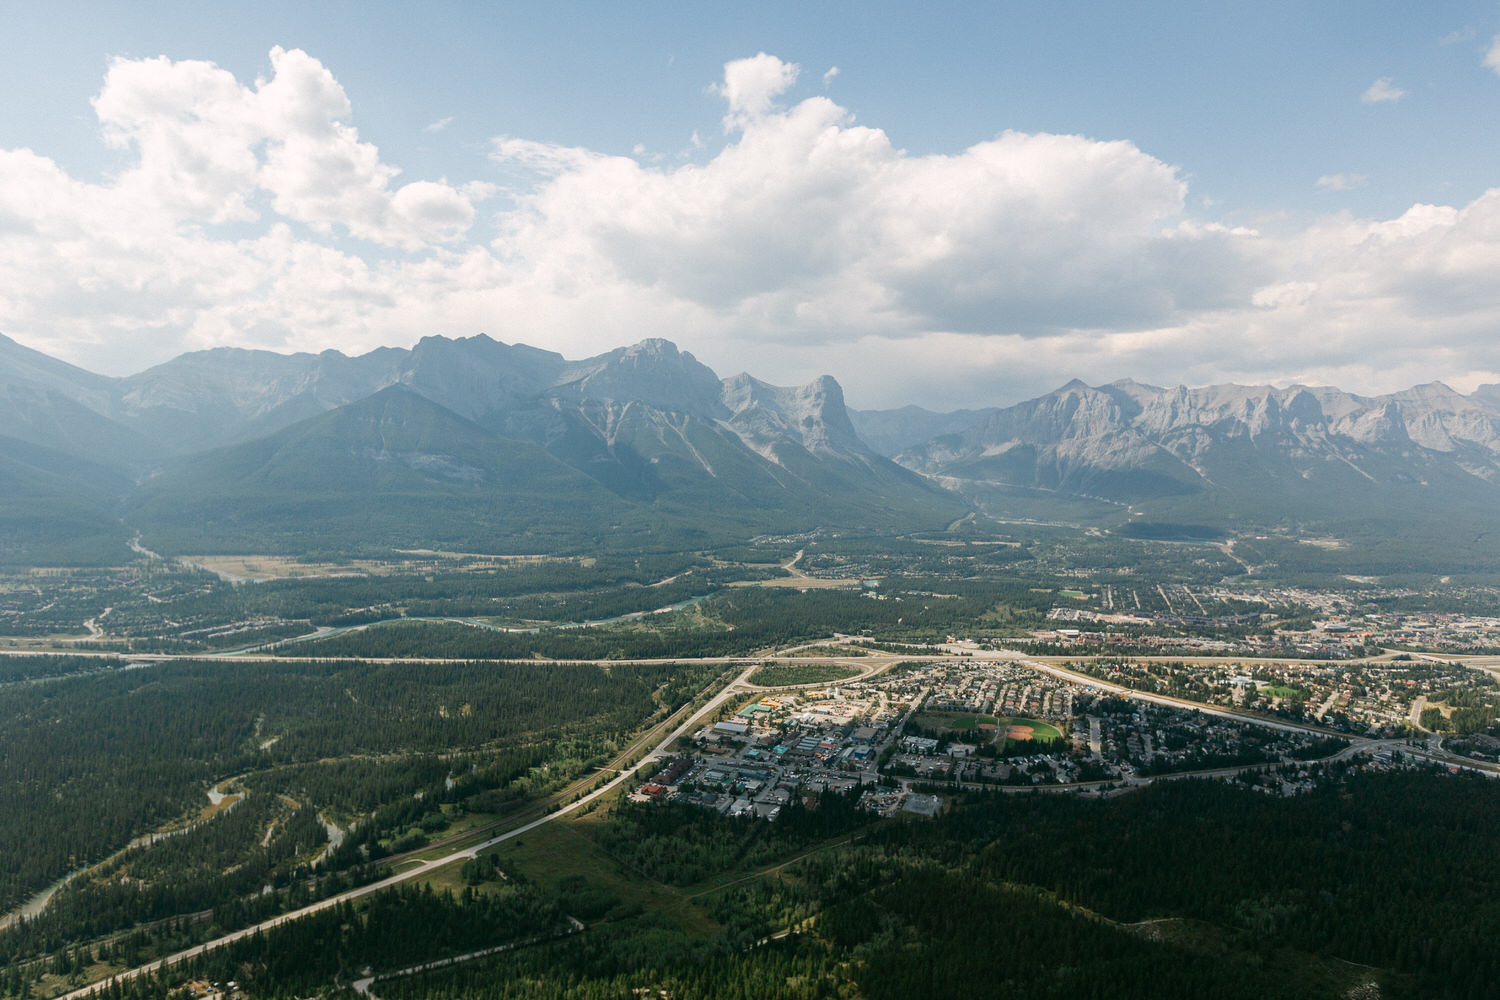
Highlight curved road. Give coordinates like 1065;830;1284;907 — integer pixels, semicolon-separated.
57;663;758;1000
38;638;1500;997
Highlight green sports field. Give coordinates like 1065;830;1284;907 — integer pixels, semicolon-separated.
1000;717;1064;742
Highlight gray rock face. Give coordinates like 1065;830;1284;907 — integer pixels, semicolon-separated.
0;331;966;548
0;332;885;468
892;379;1500;503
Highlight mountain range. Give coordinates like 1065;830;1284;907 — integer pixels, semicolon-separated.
852;377;1500;574
4;330;1500;573
0;333;962;560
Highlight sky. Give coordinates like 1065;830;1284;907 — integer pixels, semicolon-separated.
4;2;1500;408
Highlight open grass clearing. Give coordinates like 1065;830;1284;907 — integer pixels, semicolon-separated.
416;854;522;900
181;551;586;582
946;714;999;731
914;711;1064;744
0;634;106;649
728;575;863;589
779;643;871;658
1120;916;1385;997
912;710;1000;734
1262;685;1309;700
485;809;718;936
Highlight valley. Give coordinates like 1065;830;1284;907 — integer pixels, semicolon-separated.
4;334;1500;998
8;9;1500;996
2;524;1500;1000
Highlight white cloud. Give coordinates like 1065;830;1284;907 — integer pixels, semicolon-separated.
715;52;800;129
1316;173;1366;191
490;76;1255;348
1361;77;1407;103
822;66;839;87
423;116;454;133
1486;35;1500;75
491;135;606;175
89;46;476;249
5;49;1500;407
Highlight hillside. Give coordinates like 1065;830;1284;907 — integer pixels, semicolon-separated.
128;387;660;555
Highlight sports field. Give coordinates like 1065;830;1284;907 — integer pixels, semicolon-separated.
912;711;997;733
999;717;1064;743
911;711;1065;746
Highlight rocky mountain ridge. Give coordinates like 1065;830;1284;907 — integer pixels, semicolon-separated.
890;378;1500;489
0;332;963;559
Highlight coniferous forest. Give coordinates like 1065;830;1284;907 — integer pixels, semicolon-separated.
69;770;1500;1000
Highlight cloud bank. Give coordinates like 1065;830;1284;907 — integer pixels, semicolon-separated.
1;49;1499;407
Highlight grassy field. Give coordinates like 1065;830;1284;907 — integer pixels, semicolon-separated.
182;551;582;581
479;801;719;935
912;710;998;733
779;643;870;658
1262;685;1309;700
1000;717;1065;742
729;576;863;589
913;711;1063;744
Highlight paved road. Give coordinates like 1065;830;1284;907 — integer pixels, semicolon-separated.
57;663;757;1000
38;638;1500;998
1011;653;1345;738
1409;694;1428;731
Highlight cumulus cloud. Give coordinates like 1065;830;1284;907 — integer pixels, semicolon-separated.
3;49;1500;405
91;46;476;248
715;52;800;129
1361;77;1407;103
485;62;1264;354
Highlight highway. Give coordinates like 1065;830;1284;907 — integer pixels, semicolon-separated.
1009;653;1347;738
55;662;759;1000
36;636;1500;998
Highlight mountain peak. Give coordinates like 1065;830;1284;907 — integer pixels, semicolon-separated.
721;373;863;458
622;337;681;357
559;338;724;416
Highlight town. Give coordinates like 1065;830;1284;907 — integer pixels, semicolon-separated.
630;652;1483;821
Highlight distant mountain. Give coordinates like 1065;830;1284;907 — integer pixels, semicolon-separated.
0;332;966;557
0;333;114;407
0;334;150;468
1472;383;1500;411
11;326;1500;569
848;405;1001;457
888;378;1500;571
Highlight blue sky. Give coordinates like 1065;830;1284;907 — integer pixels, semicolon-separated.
4;2;1500;407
